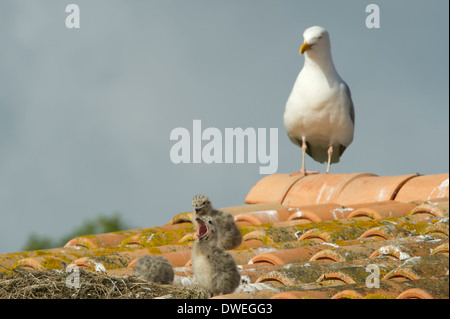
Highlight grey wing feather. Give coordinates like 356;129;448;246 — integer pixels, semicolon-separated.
215;211;242;250
337;82;355;158
344;82;355;125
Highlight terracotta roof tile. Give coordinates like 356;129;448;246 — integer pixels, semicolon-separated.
286;203;342;223
330;289;365;299
15;255;73;271
258;255;404;286
423;222;449;237
396;288;434;299
394;174;449;202
222;203;288;215
234;209;293;225
383;254;449;281
369;239;447;259
64;230;141;249
431;242;449;255
249;245;330;265
244;174;304;204
337;174;418;205
212;289;279;299
1;172;448;299
347;202;417;219
409;199;449;218
282;173;376;206
270;276;449;299
271;290;333;299
239;264;283;284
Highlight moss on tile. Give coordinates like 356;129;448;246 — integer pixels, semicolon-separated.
0;252;30;270
34;250;49;256
364;293;395;299
169;211;193;225
83;255;128;270
237;226;259;237
42;256;68;269
146;247;163;255
336;291;363;299
149;232;182;247
70;235;103;250
0;268;14;278
395;220;434;236
120;226;195;248
273;228;300;242
271;262;324;285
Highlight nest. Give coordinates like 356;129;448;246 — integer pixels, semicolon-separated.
0;268;206;299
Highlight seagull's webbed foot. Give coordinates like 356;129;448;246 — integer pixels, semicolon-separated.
289;169;319;176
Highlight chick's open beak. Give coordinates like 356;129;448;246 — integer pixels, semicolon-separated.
195;218;209;239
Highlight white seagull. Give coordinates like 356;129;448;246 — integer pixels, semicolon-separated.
284;26;355;175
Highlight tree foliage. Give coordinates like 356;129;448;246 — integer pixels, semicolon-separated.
22;212;130;251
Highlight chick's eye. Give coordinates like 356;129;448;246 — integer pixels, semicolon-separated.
318;36;323;39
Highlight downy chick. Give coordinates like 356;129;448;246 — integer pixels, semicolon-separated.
133;255;174;284
192;194;242;250
191;215;241;297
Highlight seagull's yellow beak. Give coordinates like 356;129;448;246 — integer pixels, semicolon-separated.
300;41;312;55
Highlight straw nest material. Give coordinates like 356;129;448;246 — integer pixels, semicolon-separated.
0;268;206;299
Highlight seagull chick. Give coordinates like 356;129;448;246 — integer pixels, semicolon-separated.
191;216;241;297
133;255;174;284
192;194;242;250
284;25;355;175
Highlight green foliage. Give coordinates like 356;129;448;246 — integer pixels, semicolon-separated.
22;212;130;251
21;234;54;252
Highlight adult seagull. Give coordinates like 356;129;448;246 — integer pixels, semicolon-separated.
284;26;355;175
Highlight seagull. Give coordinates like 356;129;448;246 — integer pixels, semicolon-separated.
283;26;355;175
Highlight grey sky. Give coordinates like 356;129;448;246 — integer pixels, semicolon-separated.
0;1;448;254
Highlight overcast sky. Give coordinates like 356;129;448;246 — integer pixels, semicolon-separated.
0;1;448;254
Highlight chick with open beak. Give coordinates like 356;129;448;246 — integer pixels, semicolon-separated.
191;216;241;297
191;194;242;250
195;216;214;241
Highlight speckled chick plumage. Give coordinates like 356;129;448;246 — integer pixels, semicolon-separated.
191;215;241;297
192;194;242;250
133;255;174;284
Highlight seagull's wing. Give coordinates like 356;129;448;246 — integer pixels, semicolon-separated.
336;82;355;157
344;82;355;125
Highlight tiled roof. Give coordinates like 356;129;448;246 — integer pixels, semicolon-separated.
0;172;448;299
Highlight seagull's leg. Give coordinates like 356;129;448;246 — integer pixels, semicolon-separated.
289;137;319;176
300;137;307;174
326;145;333;174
